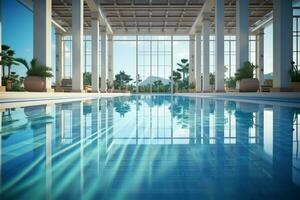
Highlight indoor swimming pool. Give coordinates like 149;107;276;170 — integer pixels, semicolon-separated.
0;95;300;199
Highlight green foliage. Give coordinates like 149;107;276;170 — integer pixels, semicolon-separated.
289;61;300;82
0;45;28;83
26;59;53;78
209;73;215;85
235;61;257;81
177;58;189;80
114;70;133;90
83;72;92;85
225;77;236;89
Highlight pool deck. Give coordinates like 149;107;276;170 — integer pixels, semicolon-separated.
1;91;300;109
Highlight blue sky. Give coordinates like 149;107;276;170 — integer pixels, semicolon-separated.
2;0;274;80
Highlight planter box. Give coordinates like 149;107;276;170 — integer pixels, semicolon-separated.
236;78;259;92
289;82;300;92
24;76;47;92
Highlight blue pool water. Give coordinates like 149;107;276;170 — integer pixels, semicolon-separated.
0;95;300;199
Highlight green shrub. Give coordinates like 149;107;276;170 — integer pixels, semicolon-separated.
26;59;53;78
235;61;257;81
289;61;300;82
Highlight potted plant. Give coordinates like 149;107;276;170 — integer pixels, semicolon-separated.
225;77;236;92
188;82;195;92
24;59;53;92
235;61;259;92
107;81;113;93
289;61;300;92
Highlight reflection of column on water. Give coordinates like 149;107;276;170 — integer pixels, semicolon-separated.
100;99;107;150
45;104;54;199
195;98;202;144
215;100;225;198
71;102;84;196
0;110;2;188
91;99;100;174
107;98;114;147
293;109;300;187
189;98;196;144
256;105;264;146
202;98;210;144
273;106;293;188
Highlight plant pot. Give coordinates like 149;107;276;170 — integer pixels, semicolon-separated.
236;78;259;92
6;80;13;91
24;76;47;92
289;82;300;92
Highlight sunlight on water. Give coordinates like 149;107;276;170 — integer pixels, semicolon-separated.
0;95;300;199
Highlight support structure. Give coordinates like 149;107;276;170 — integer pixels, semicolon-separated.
107;34;114;89
215;0;225;92
236;0;249;71
256;29;264;86
33;0;52;91
189;35;195;86
136;36;139;93
100;28;107;92
0;0;3;91
72;0;84;92
91;12;100;93
171;36;174;93
55;30;64;88
273;0;293;91
202;14;210;92
195;30;202;92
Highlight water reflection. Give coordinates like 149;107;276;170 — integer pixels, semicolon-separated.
0;95;300;199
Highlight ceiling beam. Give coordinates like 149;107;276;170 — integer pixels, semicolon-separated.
85;0;113;34
190;0;215;35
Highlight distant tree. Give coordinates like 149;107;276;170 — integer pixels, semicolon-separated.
114;70;133;89
177;58;189;80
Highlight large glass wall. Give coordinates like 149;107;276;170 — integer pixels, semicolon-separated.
61;34;256;92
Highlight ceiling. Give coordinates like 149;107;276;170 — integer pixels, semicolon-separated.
50;0;273;35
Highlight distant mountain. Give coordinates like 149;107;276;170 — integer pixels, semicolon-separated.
139;76;170;86
264;72;273;80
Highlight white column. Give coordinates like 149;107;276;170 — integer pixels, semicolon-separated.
202;15;210;92
55;30;64;88
236;0;249;71
189;35;196;86
33;0;52;91
136;36;139;93
0;0;2;89
72;0;84;92
171;36;174;93
91;13;100;93
256;29;264;86
107;34;114;89
273;0;293;90
215;0;225;92
101;28;107;92
195;31;202;92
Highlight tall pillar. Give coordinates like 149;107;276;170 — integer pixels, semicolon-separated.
107;34;114;89
91;13;100;93
202;14;210;92
215;0;225;92
195;30;202;92
72;0;84;92
33;0;52;91
256;29;264;86
273;0;293;91
236;0;249;71
0;0;2;89
189;35;196;86
101;28;107;92
55;30;64;88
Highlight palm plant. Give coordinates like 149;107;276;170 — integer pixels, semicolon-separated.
177;58;189;80
26;59;53;77
0;45;27;82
